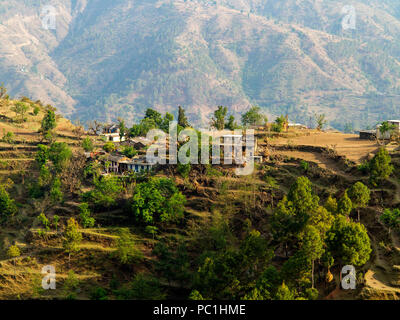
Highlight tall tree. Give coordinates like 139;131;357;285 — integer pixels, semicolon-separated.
299;225;324;289
211;106;228;130
118;118;127;141
369;147;393;185
11;102;29;123
348;182;370;221
241;106;264;127
178;106;190;128
326;215;372;267
337;191;352;216
63;218;82;265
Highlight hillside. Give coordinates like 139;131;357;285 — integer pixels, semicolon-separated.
2;0;400;129
1;92;400;300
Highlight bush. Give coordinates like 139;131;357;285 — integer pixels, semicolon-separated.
131;178;186;225
103;142;116;153
79;202;95;228
82;137;94;152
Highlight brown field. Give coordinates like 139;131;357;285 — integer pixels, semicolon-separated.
270;130;380;163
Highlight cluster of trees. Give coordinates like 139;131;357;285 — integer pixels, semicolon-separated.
270;177;371;295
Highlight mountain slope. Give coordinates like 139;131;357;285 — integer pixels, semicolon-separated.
2;0;400;129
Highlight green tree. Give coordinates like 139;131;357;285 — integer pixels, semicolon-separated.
275;282;295;300
122;146;137;158
49;142;72;173
7;245;21;278
63;270;80;300
211;106;228;130
63;218;82;264
37;212;50;230
41;109;56;135
348;182;370;221
115;273;165;300
241;106;264;126
36;144;49;167
144;108;162;127
369;148;393;185
160;112;174;132
84;176;123;208
103;141;116;153
225;115;238;130
178;106;189;128
118;118;127;141
379;121;396;142
337;191;352;216
50;178;63;203
271;115;286;132
326;215;372;266
299;225;324;288
11;102;29;123
79;202;95;228
324;195;338;214
114;229;143;265
315;114;327;131
0;185;17;220
131;178;186;225
380;208;400;235
7;244;20;259
82;137;94;152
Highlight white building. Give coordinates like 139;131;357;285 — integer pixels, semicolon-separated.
376;120;400;140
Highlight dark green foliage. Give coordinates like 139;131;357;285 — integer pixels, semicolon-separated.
103;141;116;153
114;229;143;265
144;108;163;127
82;137;94;152
271;115;286;132
177;163;191;178
369;148;393;185
178;106;189;128
114;273;165;300
211;106;228;130
49;142;72;173
90;287;108;300
50;177;63;203
225;115;239;130
326;215;372;266
0;186;17;219
193;230;273;299
122;146;137;158
41;109;56;134
380;208;400;234
36;144;49;167
153;241;191;286
241;106;265;126
79;202;95;228
84;176;123;208
131;177;186;225
337;191;352;216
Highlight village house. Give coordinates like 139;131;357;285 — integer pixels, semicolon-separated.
101;124;125;142
103;154;154;174
376;120;400;140
205;131;262;164
360;120;400;140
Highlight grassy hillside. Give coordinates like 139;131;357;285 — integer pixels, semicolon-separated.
1;92;400;300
